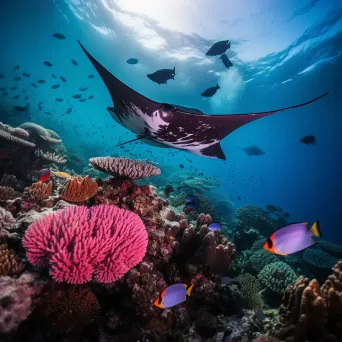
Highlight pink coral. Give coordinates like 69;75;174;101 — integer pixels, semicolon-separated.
22;205;148;284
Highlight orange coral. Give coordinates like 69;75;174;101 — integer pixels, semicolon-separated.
22;181;52;202
60;176;98;203
0;243;25;276
46;287;100;334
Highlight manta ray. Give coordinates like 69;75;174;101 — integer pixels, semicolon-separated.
78;41;328;160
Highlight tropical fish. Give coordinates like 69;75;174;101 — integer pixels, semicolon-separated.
254;307;265;321
52;171;71;179
51;84;60;89
179;164;184;169
206;40;231;56
22;72;30;78
263;221;321;256
14;105;27;112
13;77;21;81
13;65;20;71
163;185;174;197
43;61;53;67
51;74;57;78
242;145;265;156
79;98;86;102
237;196;241;200
38;102;43;111
71;59;78;66
60;76;67;82
65;108;72;114
126;58;139;65
52;33;66;39
184;202;196;214
88;74;94;78
72;94;82;99
147;67;176;85
31;82;37;88
78;41;328;160
0;73;4;78
79;87;88;91
185;195;195;203
201;83;220;97
37;80;46;84
220;54;233;68
37;169;51;182
88;95;94;99
300;135;316;145
153;283;194;309
55;98;63;102
208;222;221;232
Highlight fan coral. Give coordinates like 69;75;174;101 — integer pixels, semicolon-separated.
0;185;14;201
0;122;35;148
259;262;297;295
35;149;67;164
22;181;53;201
19;122;62;144
46;287;100;334
89;156;161;180
0;243;25;276
61;175;98;202
235;273;262;309
22;205;148;284
0;273;44;333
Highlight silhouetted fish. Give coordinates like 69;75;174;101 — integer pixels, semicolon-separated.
55;98;63;102
45;111;51;115
51;74;57;78
220;54;233;68
65;108;72;114
201;83;220;97
126;58;138;65
13;77;21;81
300;135;316;145
14;105;27;112
71;59;78;66
38;102;43;111
79;87;88;91
242;145;265;156
13;65;20;71
13;95;19;99
0;87;6;91
88;74;94;78
31;83;37;88
0;74;4;78
147;67;176;85
60;76;67;82
2;92;8;95
52;33;66;39
10;86;17;90
22;72;30;78
72;94;82;99
79;98;86;102
37;80;46;84
44;61;53;67
51;84;60;89
88;95;94;99
206;40;231;56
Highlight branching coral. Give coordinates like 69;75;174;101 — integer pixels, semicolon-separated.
45;287;100;334
258;262;297;295
89;156;161;180
23;205;148;284
0;207;15;233
60;175;98;202
235;273;262;309
35;149;67;164
0;243;25;276
22;181;53;202
0;185;14;201
0;122;35;148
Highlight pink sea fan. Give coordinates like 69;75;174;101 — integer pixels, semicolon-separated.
22;205;148;284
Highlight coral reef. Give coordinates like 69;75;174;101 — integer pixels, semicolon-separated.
235;273;262;309
22;181;53;202
0;242;25;276
34;149;67;164
60;175;98;202
19;122;62;144
0;122;35;148
0;185;14;201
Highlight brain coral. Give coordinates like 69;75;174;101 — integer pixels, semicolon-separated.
23;205;148;284
250;249;279;273
258;261;297;295
235;273;262;309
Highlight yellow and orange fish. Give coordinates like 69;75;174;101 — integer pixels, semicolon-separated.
51;171;71;179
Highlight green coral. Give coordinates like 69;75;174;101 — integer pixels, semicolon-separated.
251;238;266;251
258;261;297;295
250;250;279;273
235;273;262;309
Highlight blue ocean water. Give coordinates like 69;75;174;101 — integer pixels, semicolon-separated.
0;0;341;243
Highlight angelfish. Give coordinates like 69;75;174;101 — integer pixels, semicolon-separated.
154;283;194;309
263;221;321;256
78;41;328;160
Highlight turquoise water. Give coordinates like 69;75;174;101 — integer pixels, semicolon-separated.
1;0;341;242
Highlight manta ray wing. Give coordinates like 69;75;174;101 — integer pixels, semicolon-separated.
79;41;328;160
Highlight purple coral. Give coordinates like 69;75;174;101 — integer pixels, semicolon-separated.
23;205;148;284
89;156;161;180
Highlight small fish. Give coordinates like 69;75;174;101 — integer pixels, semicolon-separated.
2;92;8;96
37;169;51;182
37;80;46;84
180;164;184;169
0;87;5;91
10;86;17;90
206;40;231;56
300;135;316;145
220;54;233;68
88;95;94;99
184;202;196;214
0;74;4;78
88;74;94;78
79;87;88;91
52;171;71;179
154;283;194;309
38;102;43;111
51;84;60;89
72;94;82;99
208;222;221;232
65;108;72;114
22;72;30;78
52;33;66;40
71;59;78;66
201;83;220;97
126;58;139;65
79;98;86;102
163;185;174;197
254;307;265;321
43;61;53;67
14;105;27;112
51;74;57;78
55;98;63;102
31;82;38;88
45;111;51;115
242;145;265;156
185;195;195;203
60;76;67;82
237;196;241;200
12;95;19;99
266;204;278;213
263;221;321;256
147;67;176;85
13;65;20;71
13;77;21;81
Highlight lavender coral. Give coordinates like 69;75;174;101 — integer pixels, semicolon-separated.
22;205;148;284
